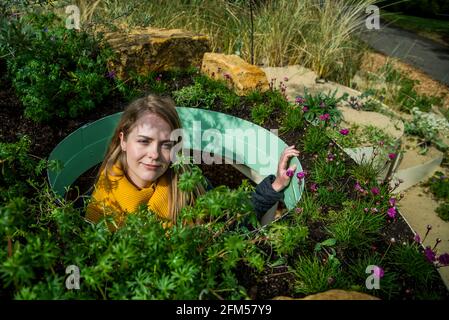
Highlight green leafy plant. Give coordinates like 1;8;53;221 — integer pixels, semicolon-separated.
267;222;308;256
435;202;449;222
6;12;114;122
295;89;345;126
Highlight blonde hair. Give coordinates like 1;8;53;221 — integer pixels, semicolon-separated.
97;94;206;222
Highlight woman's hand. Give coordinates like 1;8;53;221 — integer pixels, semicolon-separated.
271;145;300;192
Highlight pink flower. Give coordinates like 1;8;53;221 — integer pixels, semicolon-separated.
339;128;349;135
388;153;396;160
295;207;303;214
371;187;380;195
295;96;305;104
302;106;309;112
355;182;364;193
373;266;385;279
310;183;318;192
319;113;330;121
387;207;396;218
284;76;289;82
286;169;294;178
297;171;305;180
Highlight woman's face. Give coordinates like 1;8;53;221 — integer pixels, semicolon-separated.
120;113;174;189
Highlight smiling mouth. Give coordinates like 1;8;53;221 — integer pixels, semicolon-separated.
142;163;161;170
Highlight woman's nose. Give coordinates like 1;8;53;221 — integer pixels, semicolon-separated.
146;143;159;160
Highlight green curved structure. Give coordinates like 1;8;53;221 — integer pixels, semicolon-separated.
47;107;304;210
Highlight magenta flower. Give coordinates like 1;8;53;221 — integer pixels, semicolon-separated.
424;246;436;262
371;187;380;195
388;153;396;160
297;171;306;180
295;96;305;104
319;113;330;121
339;128;349;135
387;207;396;218
373;266;385;279
302;106;309;112
438;253;449;266
413;233;421;244
286;168;294;178
310;183;318;192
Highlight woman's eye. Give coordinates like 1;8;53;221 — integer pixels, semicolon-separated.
162;143;173;149
138;140;149;144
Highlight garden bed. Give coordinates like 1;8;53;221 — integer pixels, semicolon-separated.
1;64;448;299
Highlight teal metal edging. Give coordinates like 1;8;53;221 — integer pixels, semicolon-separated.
47;107;304;210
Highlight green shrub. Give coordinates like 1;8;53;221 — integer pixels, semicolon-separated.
436;202;449;221
303;125;331;154
5;13;114;122
251;103;273;126
325;201;385;251
426;171;449;199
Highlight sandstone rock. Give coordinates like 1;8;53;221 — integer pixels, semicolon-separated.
201;53;269;96
102;26;210;79
272;289;380;300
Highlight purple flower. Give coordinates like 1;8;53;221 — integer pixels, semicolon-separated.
106;70;116;79
286;169;294;178
387;207;396;218
302;106;309;112
413;233;421;244
388;153;396;160
319;113;330;121
310;183;318;192
424;246;436;262
371;187;380;195
389;197;396;207
297;171;305;180
438;253;449;266
295;207;303;214
339;128;349;135
373;266;384;279
155;74;162;81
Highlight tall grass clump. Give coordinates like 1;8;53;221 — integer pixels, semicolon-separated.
53;0;375;85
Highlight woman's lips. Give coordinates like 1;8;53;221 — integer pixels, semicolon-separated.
142;163;161;170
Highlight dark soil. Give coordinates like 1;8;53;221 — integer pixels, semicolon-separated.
1;65;448;300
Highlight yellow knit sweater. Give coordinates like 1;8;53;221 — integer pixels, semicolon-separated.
85;163;170;229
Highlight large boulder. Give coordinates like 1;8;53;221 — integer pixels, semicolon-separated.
102;26;210;79
201;53;269;96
